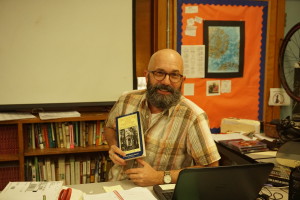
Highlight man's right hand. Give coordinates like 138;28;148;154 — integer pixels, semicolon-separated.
108;145;127;166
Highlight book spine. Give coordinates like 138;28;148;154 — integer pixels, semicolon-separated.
74;122;79;147
31;124;36;149
42;124;49;148
37;125;44;150
69;156;75;185
51;159;56;181
65;159;71;185
45;157;52;181
69;124;74;149
74;157;81;185
87;123;94;146
86;157;91;183
58;156;66;185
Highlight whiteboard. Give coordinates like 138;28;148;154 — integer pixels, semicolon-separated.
0;0;134;109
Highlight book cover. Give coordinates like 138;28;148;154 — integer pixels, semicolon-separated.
116;111;146;160
229;140;267;149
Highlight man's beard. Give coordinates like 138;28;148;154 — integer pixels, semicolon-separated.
146;82;182;110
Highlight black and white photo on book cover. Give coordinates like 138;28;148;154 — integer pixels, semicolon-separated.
116;111;146;160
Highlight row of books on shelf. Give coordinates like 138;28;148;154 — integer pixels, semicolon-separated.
25;153;113;185
0;125;18;154
24;121;107;150
0;165;19;190
219;138;268;154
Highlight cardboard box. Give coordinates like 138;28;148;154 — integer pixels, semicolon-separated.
220;118;261;134
264;123;279;138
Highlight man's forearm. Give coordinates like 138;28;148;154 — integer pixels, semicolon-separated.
103;127;117;147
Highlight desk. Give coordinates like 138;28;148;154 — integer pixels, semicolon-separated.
216;142;289;200
68;143;289;200
69;179;288;200
69;180;151;195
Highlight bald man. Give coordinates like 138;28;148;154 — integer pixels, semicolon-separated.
104;49;220;186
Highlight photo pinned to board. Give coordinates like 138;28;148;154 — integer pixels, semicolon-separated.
206;80;220;96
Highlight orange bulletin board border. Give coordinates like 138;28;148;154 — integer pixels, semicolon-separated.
177;0;268;132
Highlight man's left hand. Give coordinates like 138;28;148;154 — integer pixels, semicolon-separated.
124;159;163;186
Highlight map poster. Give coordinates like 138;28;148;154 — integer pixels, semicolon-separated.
204;20;245;78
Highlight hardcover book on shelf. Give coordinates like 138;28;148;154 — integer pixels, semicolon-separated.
116;111;146;160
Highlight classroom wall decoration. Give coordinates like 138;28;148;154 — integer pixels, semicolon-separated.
203;20;245;78
177;0;268;132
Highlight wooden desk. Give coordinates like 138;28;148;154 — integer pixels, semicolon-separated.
68;179;288;200
69;180;147;195
68;145;288;200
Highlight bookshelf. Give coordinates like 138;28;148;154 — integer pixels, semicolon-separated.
0;112;110;190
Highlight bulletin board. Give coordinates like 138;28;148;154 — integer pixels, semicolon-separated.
177;0;268;132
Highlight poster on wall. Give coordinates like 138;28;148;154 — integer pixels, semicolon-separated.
177;0;269;131
204;20;245;78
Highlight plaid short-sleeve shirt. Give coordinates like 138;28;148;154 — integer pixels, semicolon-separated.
105;90;221;181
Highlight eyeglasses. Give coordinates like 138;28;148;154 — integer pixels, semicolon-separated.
148;70;183;83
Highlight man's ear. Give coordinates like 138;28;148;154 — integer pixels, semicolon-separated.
144;70;148;77
144;70;149;82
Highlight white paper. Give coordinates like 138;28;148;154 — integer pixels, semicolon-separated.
181;45;205;78
184;25;197;36
0;112;36;121
103;185;124;193
268;88;291;106
185;6;198;13
0;181;63;200
83;187;156;200
39;111;81;120
194;16;203;24
137;77;147;90
221;80;231;93
159;184;175;190
184;83;194;96
187;18;195;26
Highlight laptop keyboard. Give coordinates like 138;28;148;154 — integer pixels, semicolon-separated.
162;191;173;200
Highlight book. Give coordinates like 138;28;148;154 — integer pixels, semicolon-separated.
220;139;268;154
69;156;75;185
74;157;81;184
116;111;146;160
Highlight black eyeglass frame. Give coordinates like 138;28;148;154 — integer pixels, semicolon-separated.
148;70;184;83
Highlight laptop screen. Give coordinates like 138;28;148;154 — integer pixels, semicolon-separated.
154;162;274;200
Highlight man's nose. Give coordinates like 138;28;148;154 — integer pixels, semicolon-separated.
160;74;172;85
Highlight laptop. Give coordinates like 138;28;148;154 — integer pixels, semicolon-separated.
153;162;274;200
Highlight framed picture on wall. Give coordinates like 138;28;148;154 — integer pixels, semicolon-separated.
204;20;245;78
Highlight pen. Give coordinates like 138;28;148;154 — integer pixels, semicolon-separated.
113;190;125;200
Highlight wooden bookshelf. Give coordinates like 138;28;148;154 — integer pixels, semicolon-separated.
24;145;109;156
0;112;110;190
0;154;19;162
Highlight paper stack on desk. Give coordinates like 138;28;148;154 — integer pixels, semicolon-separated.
0;181;63;200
